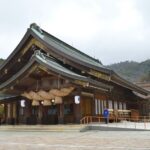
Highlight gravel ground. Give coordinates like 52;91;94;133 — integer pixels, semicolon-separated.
0;131;150;150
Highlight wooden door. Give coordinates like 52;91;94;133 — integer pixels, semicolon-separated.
81;97;92;117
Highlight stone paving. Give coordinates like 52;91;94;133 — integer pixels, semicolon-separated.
0;131;150;150
98;121;150;130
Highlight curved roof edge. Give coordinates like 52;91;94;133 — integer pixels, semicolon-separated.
0;29;32;70
0;94;19;101
111;71;149;96
0;50;111;91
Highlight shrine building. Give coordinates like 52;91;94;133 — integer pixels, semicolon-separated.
0;23;149;125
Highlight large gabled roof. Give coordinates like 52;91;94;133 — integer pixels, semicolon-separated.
30;24;111;74
0;23;149;96
30;24;149;96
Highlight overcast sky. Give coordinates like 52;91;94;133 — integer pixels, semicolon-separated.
0;0;150;65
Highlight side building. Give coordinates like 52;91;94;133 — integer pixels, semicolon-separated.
0;23;149;125
135;82;150;116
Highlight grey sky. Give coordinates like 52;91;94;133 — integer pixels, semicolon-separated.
0;0;150;65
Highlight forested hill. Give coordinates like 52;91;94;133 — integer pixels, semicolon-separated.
0;58;4;65
107;59;150;82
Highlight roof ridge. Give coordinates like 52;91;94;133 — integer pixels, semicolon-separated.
43;30;101;63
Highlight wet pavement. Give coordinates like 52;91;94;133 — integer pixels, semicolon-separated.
0;131;150;150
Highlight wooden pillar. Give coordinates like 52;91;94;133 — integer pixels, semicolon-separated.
7;103;11;124
12;102;17;124
74;102;82;123
7;103;11;119
80;96;83;118
38;104;43;124
4;104;7;124
10;103;14;124
6;103;13;124
10;103;13;118
25;100;32;124
12;103;16;118
105;99;108;109
117;100;120;109
112;99;114;110
91;97;95;116
58;103;64;124
16;101;20;124
4;103;7;124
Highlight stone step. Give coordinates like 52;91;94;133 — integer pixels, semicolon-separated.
0;125;86;132
80;124;150;132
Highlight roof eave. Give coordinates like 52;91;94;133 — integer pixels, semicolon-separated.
0;51;111;92
111;71;149;96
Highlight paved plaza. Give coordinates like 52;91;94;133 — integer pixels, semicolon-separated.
0;130;150;150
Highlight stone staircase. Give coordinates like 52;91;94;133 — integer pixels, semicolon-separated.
0;125;86;132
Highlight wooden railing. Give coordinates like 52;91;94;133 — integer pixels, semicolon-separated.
80;115;150;124
80;116;102;124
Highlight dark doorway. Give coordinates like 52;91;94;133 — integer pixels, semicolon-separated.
42;105;58;124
